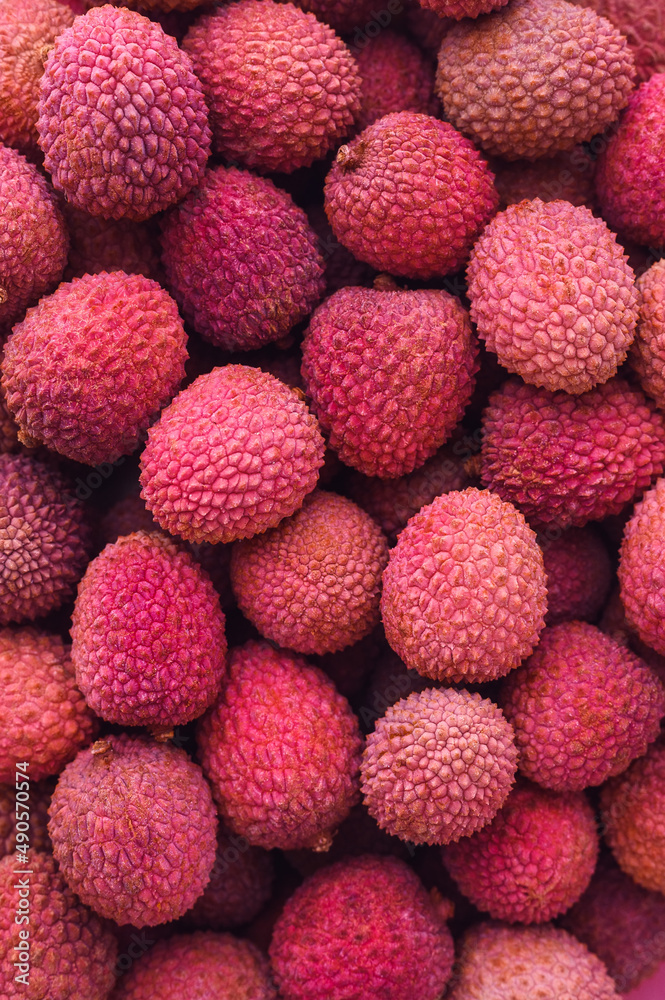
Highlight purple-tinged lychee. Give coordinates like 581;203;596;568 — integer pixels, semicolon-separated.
63;205;163;282
354;30;438;130
542;527;613;625
491;147;596;209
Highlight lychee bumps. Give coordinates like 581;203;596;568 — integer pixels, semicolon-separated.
629;258;665;409
619;477;665;656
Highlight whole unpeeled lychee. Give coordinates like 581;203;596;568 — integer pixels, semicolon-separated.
38;5;211;220
301;285;478;479
48;734;218;927
361;687;518;845
619;478;665;656
467;199;638;394
630;258;665;408
160;167;325;352
324;111;499;279
381;488;547;683
139;365;325;544
542;527;613;625
436;0;635;161
197;641;362;851
269;855;455;1000
354;30;438;130
182;0;361;173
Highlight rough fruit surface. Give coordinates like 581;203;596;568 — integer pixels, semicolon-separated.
381;488;547;683
301;286;478;479
467;199;638;394
269;855;455;1000
480;377;665;528
38;5;211;220
2;271;187;465
501;621;665;790
421;0;509;16
48;734;218;927
283;0;380;33
491;147;596;208
0;851;117;1000
231;490;388;655
0;628;96;783
355;30;437;129
442;783;599;923
71;531;227;727
324;111;499;279
139;365;325;544
630;258;665;408
63;204;162;281
160;167;325;352
619;478;665;656
436;0;635;160
183;0;361;173
542;527;613;625
577;0;665;82
197;641;362;851
361;687;518;845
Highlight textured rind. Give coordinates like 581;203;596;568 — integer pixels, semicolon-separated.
139;365;325;544
0;0;75;154
110;932;276;1000
0;778;53;858
630;259;665;408
37;5;211;221
160;167;325;352
601;740;665;893
48;734;218;927
280;0;380;33
441;783;599;924
405;3;452;55
446;922;621;1000
355;30;438;130
562;855;665;993
595;74;665;245
0;144;68;332
361;687;518;845
0;851;117;1000
0;382;20;454
576;0;665;82
619;478;665;655
230;490;388;655
269;855;455;1000
480;377;665;528
0;628;96;783
71;531;227;727
0;453;93;624
301;286;478;479
542;527;613;625
501;621;665;791
324;112;499;279
2;271;187;466
380;488;547;683
63;204;162;281
182;0;361;173
436;0;635;161
491;147;597;209
85;0;208;10
467;199;637;394
196;641;362;851
420;0;508;16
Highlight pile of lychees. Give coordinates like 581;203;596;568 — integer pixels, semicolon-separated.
1;0;665;997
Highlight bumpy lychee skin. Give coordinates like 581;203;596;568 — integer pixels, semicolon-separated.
301;285;478;479
160;167;325;352
284;0;380;33
436;0;635;161
0;778;53;858
381;488;547;683
355;31;437;130
501;621;665;791
2;271;187;466
467;199;637;394
447;922;621;1000
577;0;665;82
37;6;211;221
182;0;361;173
63;204;162;282
619;478;665;656
0;453;93;624
269;855;455;1000
139;365;325;544
0;851;117;1000
0;0;75;155
231;491;388;655
542;527;613;625
0;628;96;783
111;931;276;1000
324;112;499;279
421;0;508;16
562;855;665;993
442;783;599;923
197;641;362;851
0;144;68;333
601;739;665;894
71;531;227;727
480;378;665;529
491;147;597;209
630;259;665;408
361;687;518;845
48;734;218;927
595;74;665;246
